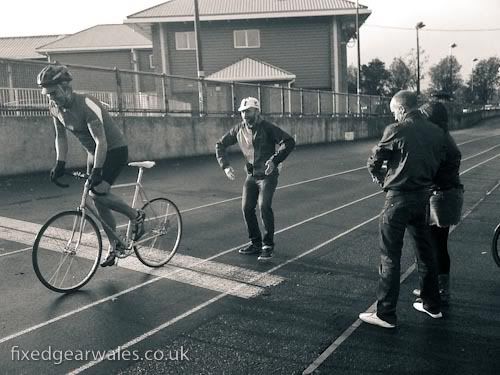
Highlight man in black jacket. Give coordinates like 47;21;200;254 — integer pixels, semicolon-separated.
215;97;295;261
360;90;447;328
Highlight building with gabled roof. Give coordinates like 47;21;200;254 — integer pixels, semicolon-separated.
35;24;154;92
125;0;370;95
0;35;65;60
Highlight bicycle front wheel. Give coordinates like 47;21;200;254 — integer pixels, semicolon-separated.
32;211;102;293
492;223;500;267
135;197;182;267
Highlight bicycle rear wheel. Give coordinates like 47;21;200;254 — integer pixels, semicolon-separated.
32;210;102;293
135;197;182;267
492;223;500;267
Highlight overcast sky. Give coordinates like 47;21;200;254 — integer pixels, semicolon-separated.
1;0;499;88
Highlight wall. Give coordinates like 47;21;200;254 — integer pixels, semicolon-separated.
1;110;498;176
160;18;332;89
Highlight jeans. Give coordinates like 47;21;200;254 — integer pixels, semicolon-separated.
242;174;278;247
377;190;441;323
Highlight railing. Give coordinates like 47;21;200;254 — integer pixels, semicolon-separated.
0;57;392;117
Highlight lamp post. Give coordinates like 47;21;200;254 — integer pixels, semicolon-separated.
415;22;425;96
193;0;204;115
355;0;361;115
471;58;478;95
449;43;457;95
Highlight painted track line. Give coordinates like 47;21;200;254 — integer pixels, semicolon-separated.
0;246;31;257
301;152;500;374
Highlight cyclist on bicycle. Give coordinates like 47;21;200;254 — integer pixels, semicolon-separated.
37;64;145;267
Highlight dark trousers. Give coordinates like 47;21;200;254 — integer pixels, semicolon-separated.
242;174;278;247
377;190;441;324
430;225;451;274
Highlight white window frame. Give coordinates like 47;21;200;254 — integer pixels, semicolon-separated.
149;54;155;69
175;31;196;50
233;29;260;49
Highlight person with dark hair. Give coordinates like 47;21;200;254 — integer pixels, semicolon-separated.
37;64;146;267
359;90;447;329
414;101;464;304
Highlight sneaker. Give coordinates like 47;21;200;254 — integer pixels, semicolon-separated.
413;289;449;305
100;243;125;267
101;250;117;267
358;312;396;329
132;209;146;241
239;244;261;255
257;245;273;261
413;300;443;319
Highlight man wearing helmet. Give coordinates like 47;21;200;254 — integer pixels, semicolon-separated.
215;97;295;261
37;64;145;267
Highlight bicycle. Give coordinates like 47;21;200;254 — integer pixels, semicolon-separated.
492;222;500;267
32;161;182;293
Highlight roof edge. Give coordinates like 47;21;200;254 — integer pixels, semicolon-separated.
125;8;372;24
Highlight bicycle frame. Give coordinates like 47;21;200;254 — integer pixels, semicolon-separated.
74;167;153;250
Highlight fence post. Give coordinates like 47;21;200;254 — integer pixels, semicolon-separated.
332;91;336;117
281;86;285;117
346;93;350;116
231;82;235;116
317;90;321;117
114;67;123;115
257;84;262;114
300;88;304;117
162;73;169;115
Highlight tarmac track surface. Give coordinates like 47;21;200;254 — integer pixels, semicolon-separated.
0;118;500;374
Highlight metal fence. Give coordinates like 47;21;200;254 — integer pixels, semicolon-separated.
0;58;390;117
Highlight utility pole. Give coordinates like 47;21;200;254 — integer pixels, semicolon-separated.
415;22;425;96
449;43;457;95
193;0;204;115
471;58;478;98
355;0;361;115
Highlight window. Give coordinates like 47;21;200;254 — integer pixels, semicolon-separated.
149;54;155;69
175;31;196;50
234;29;260;48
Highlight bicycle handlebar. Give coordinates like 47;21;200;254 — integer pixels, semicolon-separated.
52;171;89;188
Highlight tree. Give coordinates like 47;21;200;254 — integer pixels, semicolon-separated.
428;56;462;96
361;58;390;96
387;57;412;95
467;57;500;104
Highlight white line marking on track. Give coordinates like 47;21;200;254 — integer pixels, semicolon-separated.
0;246;31;257
0;222;283;299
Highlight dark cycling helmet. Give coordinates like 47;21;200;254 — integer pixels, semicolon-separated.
37;64;72;87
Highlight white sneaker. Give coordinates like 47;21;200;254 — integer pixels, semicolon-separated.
413;301;443;319
359;312;396;328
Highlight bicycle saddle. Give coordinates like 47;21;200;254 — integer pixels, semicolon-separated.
128;161;156;169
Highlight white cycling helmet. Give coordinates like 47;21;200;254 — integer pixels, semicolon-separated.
238;97;260;111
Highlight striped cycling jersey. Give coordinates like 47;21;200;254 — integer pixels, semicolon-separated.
49;93;127;154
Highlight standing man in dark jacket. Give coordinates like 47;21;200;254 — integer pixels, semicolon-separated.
215;97;295;261
359;90;446;328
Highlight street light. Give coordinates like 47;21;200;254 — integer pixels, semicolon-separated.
415;21;425;96
449;43;457;95
471;58;478;94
